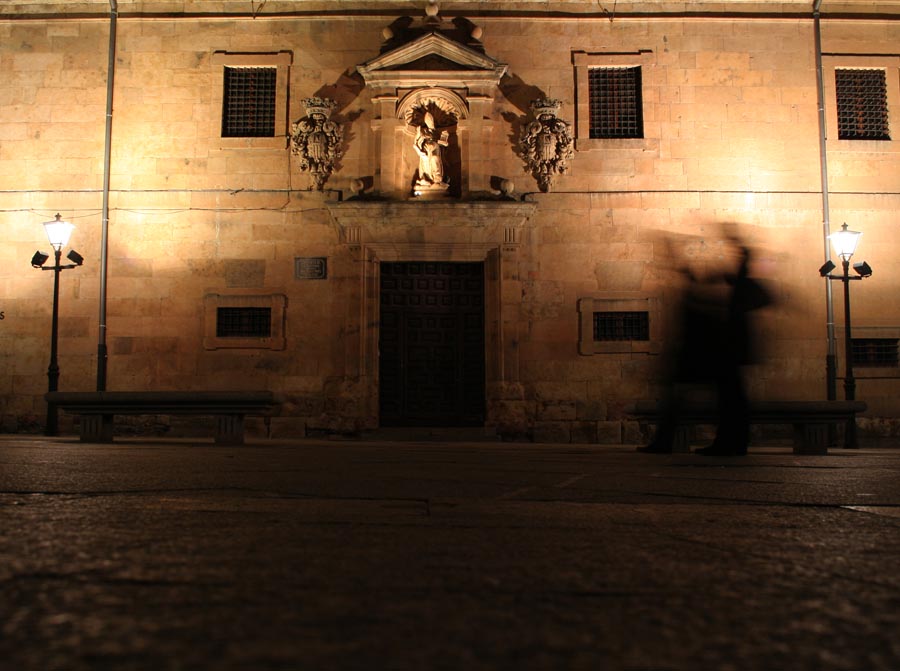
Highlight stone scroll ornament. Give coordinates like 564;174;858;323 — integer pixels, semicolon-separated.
518;98;574;193
290;97;343;190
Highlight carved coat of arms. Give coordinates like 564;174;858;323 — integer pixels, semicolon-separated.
518;98;574;193
290;97;343;190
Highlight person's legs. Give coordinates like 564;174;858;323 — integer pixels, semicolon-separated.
696;367;748;456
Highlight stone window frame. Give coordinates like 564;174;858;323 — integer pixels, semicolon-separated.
822;55;900;149
577;293;661;355
210;51;292;149
203;293;286;350
837;325;900;379
573;50;653;152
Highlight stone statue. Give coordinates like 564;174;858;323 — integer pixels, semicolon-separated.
290;97;343;190
518;98;574;193
413;111;450;191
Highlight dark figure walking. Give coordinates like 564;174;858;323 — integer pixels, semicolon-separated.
695;243;758;455
640;235;770;455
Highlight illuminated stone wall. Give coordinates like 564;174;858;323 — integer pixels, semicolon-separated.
1;2;898;439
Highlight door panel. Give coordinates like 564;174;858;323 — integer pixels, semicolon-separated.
379;262;485;427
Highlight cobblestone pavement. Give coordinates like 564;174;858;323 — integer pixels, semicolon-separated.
1;435;899;670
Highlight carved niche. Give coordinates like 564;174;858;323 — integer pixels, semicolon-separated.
357;24;507;198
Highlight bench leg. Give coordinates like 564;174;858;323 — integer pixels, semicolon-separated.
80;414;114;443
793;422;829;455
671;425;692;453
215;414;245;445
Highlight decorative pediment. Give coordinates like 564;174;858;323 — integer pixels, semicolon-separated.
390;54;480;72
357;31;507;89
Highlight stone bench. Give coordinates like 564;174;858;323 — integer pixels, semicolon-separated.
45;391;281;445
630;399;868;455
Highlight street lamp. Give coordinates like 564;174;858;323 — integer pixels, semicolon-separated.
818;222;872;449
32;214;84;436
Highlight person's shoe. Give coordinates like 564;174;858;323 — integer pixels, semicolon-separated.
637;442;672;454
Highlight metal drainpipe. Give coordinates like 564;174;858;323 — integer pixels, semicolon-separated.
97;0;117;391
814;0;837;402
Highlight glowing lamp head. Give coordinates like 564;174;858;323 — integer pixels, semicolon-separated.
828;223;862;262
43;213;74;251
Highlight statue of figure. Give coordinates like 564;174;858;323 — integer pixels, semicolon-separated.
518;99;574;192
414;111;449;188
290;98;343;190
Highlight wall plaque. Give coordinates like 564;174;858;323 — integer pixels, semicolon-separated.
294;257;328;280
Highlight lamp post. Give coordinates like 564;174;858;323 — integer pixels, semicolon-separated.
32;214;84;436
818;223;872;449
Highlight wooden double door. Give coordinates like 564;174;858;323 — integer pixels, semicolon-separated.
379;262;485;427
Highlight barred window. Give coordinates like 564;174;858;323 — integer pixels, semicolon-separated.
593;311;650;341
216;307;272;338
835;69;890;141
222;66;277;137
588;67;643;139
852;338;899;367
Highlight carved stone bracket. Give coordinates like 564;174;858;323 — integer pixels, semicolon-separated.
290;97;343;190
518;98;574;193
342;224;362;250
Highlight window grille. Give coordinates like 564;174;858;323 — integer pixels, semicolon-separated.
588;67;643;139
835;69;890;141
222;67;277;137
852;338;899;367
593;311;650;341
216;307;272;338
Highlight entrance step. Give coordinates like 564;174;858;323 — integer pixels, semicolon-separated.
365;427;500;442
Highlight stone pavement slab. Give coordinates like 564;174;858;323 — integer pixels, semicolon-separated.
1;436;899;670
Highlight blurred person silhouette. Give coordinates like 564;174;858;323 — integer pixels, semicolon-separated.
639;229;772;455
637;251;719;454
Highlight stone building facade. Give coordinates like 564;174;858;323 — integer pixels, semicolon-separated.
2;0;899;441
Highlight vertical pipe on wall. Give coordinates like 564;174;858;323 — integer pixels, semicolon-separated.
814;0;837;402
97;0;117;391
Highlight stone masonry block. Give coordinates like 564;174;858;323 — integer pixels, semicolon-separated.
570;422;599;444
623;420;647;446
576;400;607;421
224;259;266;288
596;421;623;445
537;401;577;422
533;421;571;444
